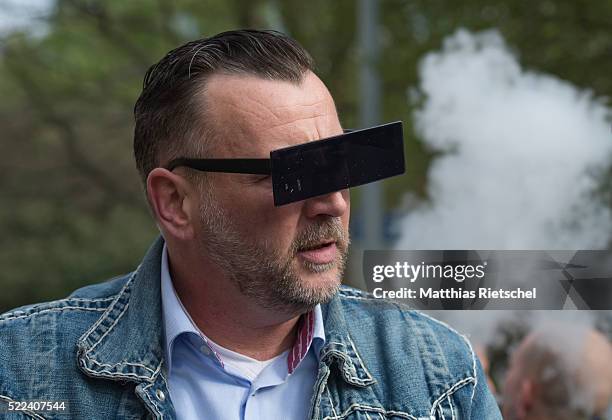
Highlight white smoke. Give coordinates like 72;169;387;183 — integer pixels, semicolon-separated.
396;29;612;250
397;32;612;415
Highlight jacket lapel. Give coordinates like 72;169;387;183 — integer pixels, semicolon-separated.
76;237;173;419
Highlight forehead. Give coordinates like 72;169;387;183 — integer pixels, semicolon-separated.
204;71;342;157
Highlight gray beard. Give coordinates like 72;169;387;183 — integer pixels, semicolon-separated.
197;194;349;314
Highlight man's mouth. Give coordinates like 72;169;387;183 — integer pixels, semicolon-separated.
297;241;337;264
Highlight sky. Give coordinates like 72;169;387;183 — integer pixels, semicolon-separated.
0;0;53;35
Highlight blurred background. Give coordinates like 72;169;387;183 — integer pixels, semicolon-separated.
1;0;611;415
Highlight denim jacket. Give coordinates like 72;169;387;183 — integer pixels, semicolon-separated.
0;237;501;419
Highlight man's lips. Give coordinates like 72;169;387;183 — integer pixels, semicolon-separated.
297;242;337;264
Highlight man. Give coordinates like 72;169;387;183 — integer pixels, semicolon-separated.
502;324;612;420
0;30;500;419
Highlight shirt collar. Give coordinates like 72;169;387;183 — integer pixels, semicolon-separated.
160;244;325;376
161;243;219;374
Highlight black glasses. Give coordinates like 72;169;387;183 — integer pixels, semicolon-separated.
166;121;405;206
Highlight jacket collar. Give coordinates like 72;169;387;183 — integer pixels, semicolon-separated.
319;288;376;387
76;236;166;383
75;236;375;389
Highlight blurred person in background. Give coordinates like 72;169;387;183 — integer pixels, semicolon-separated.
502;324;612;420
0;29;500;419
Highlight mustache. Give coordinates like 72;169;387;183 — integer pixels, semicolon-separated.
291;218;349;254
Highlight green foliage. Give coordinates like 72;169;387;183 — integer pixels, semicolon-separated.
1;0;611;310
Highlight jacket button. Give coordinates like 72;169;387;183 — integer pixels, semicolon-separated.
155;389;166;402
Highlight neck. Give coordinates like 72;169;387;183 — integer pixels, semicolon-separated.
168;245;302;361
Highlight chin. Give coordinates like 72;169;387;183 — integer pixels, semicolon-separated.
299;262;342;288
275;265;341;314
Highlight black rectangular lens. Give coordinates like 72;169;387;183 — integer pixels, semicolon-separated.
270;121;405;206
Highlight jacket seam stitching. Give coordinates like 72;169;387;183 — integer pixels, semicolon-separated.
0;296;118;322
63;297;117;303
77;369;152;381
309;365;330;420
88;358;157;375
448;395;455;420
417;311;478;402
338;295;370;301
79;269;138;348
346;334;375;383
326;385;338;418
4;296;117;312
0;306;108;323
324;351;372;387
85;301;130;354
322;403;418;420
142;381;163;419
141;362;164;418
469;344;477;402
159;368;169;388
79;358;162;384
437;404;445;420
429;376;475;417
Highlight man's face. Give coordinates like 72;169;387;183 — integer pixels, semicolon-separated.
193;71;350;314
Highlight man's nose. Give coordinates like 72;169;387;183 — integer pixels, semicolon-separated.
303;190;349;219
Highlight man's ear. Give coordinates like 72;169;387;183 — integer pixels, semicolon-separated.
147;168;197;240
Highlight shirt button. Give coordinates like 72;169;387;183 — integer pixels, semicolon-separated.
201;346;211;356
155;389;165;402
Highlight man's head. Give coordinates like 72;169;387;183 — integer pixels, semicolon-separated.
134;30;350;316
502;324;612;420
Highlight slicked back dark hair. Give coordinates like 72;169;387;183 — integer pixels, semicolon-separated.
133;29;315;187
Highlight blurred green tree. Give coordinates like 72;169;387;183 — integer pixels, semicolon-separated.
1;0;611;311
